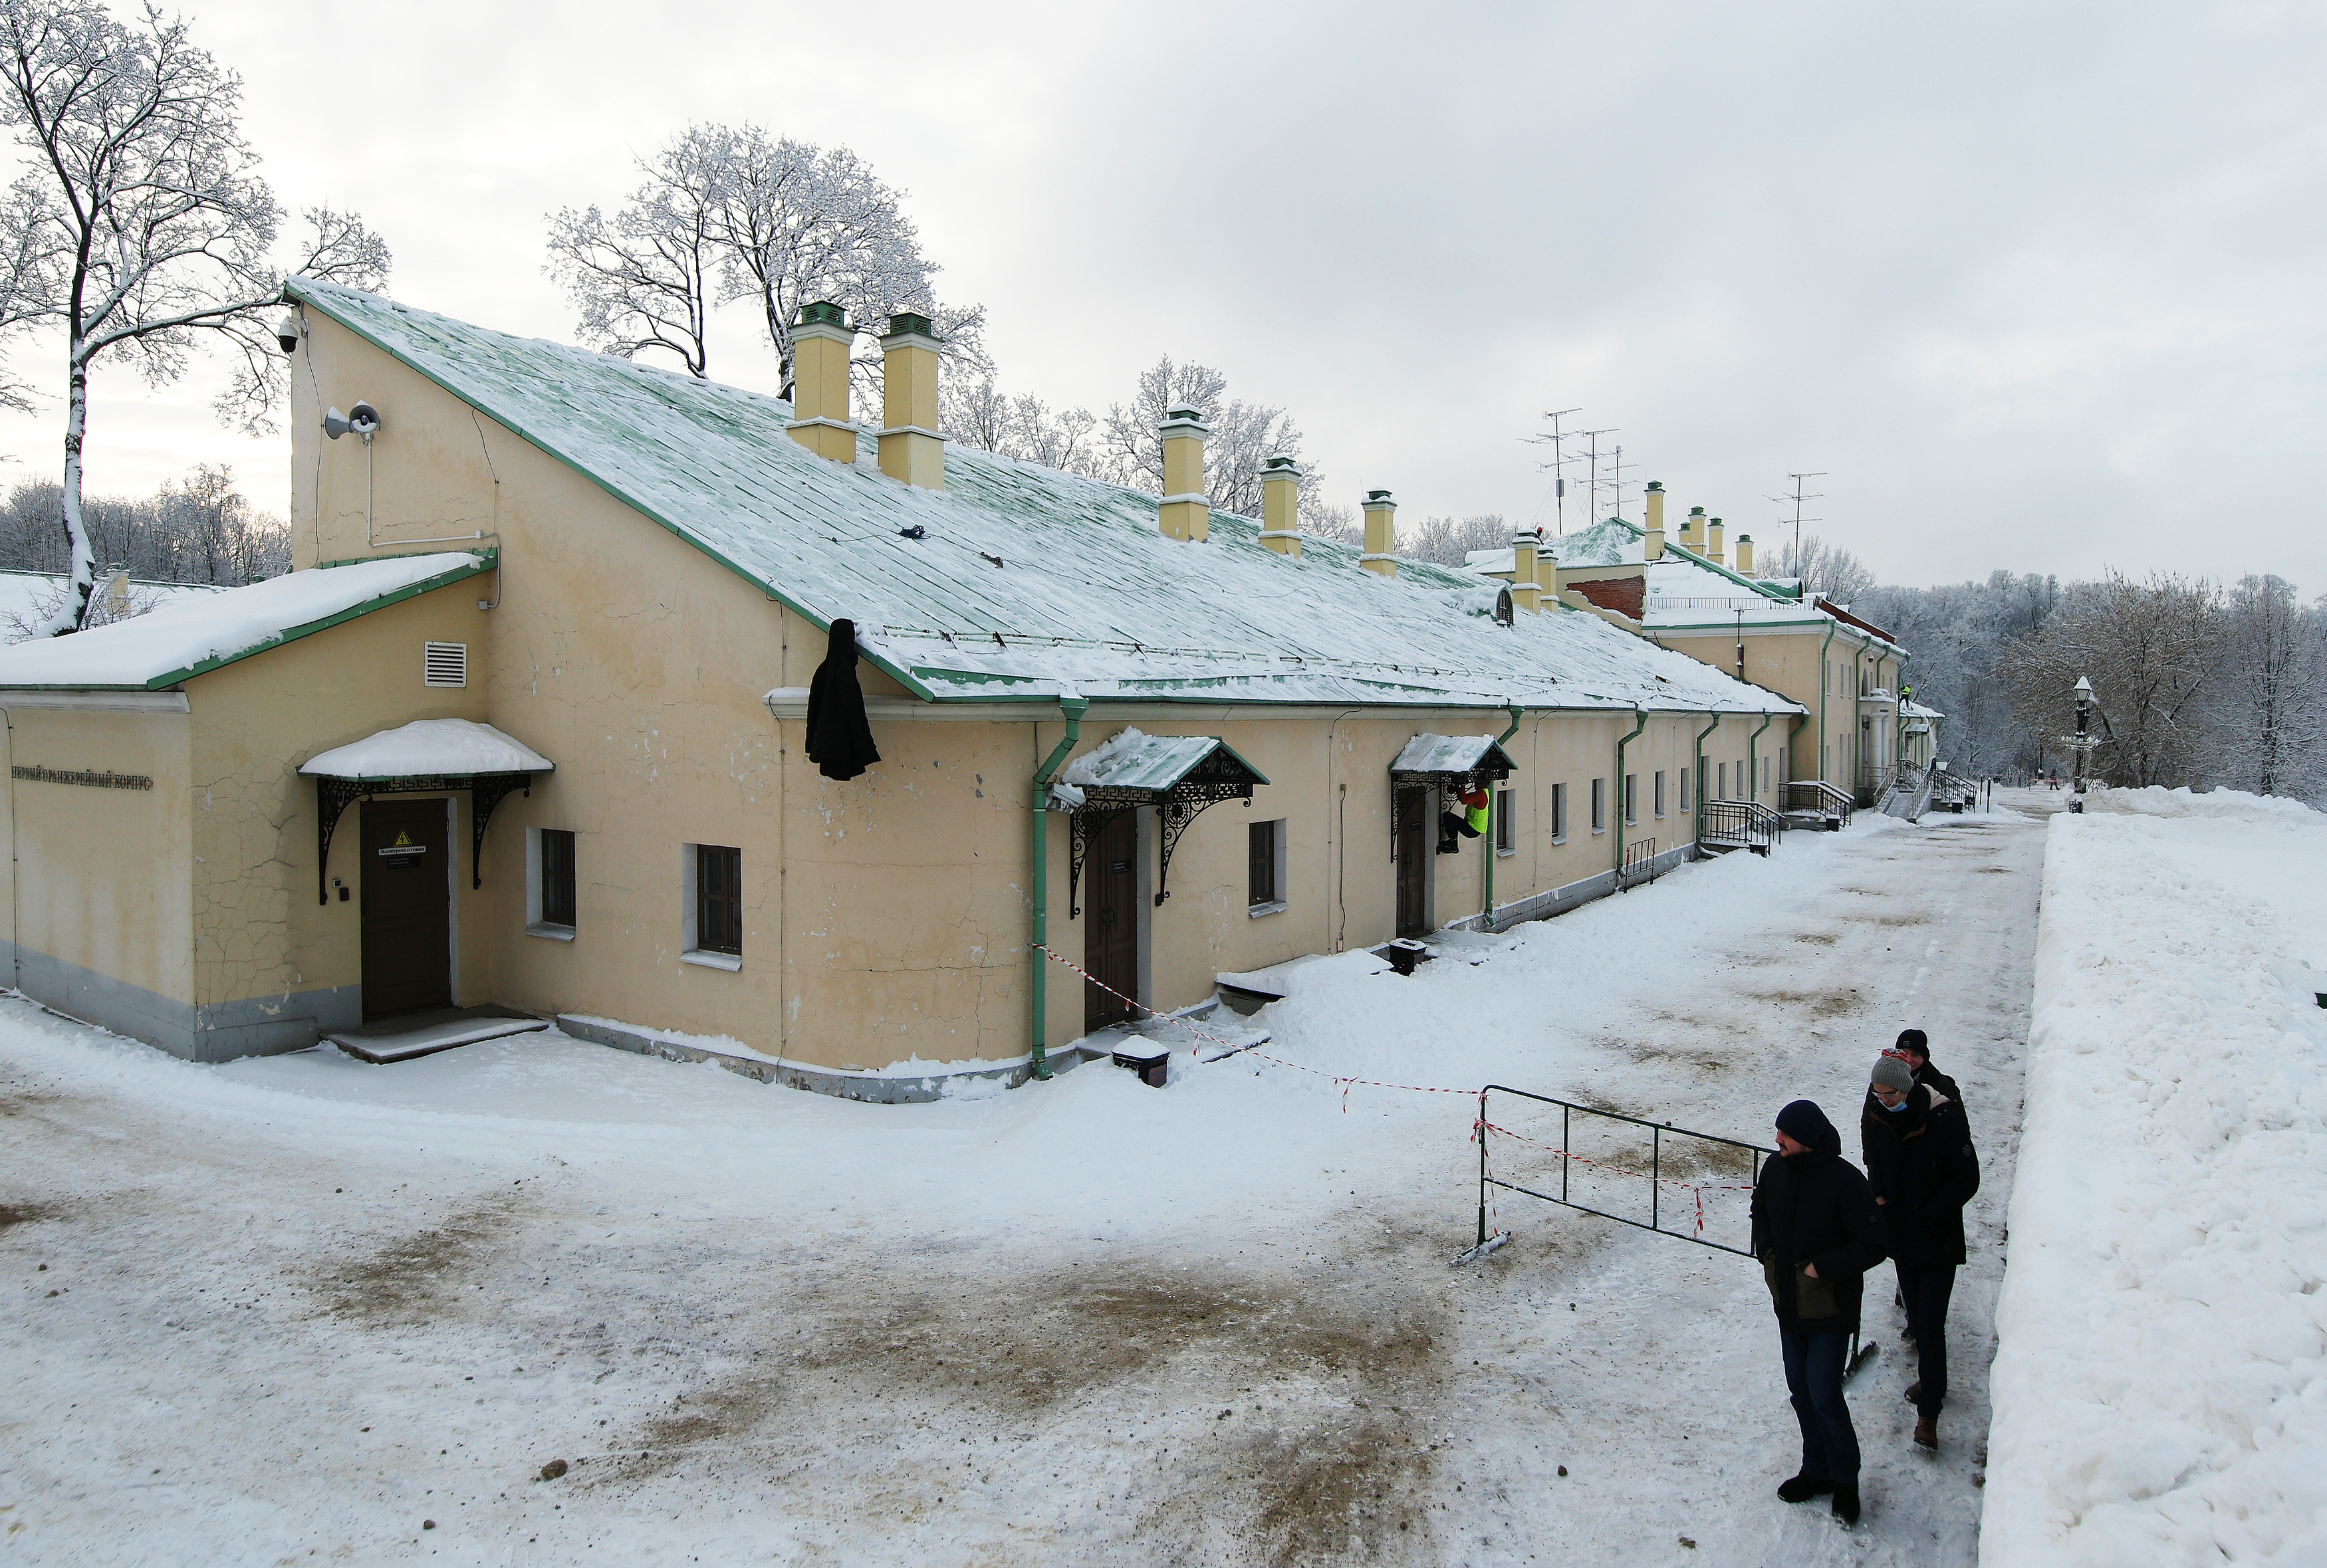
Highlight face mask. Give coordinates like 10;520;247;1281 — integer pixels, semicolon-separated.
1880;1095;1908;1113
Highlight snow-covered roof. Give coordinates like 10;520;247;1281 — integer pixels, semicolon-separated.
1904;699;1943;720
287;279;1802;720
0;572;229;643
1058;727;1266;793
299;719;553;780
0;552;491;691
1391;732;1506;774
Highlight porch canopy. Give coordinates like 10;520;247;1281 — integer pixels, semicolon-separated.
1055;728;1269;910
299;719;554;904
1390;732;1517;793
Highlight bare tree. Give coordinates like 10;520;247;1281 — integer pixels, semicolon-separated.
545;126;723;378
1096;356;1319;519
2208;574;2326;798
0;0;387;632
2000;572;2221;787
1299;500;1360;546
1762;532;1875;603
1401;514;1511;568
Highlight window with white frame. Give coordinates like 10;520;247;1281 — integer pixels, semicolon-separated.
1590;778;1606;833
1495;788;1515;854
1679;767;1691;811
1624;773;1638;824
1551;781;1568;843
1249;818;1287;914
1653;770;1666;818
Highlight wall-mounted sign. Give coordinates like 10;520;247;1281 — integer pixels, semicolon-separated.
11;765;153;791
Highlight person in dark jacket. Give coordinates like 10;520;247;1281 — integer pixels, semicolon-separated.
1861;1054;1980;1450
804;619;881;782
1753;1099;1888;1524
1888;1028;1961;1105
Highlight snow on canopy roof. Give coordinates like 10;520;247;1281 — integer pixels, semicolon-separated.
1904;699;1943;719
299;719;553;781
0;552;489;690
287;279;1800;719
1058;727;1266;793
1391;732;1508;774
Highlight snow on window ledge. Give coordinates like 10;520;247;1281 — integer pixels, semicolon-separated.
1495;847;1517;859
525;922;575;943
682;949;741;972
1247;900;1288;919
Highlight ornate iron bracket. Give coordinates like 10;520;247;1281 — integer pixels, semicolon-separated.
1155;792;1251;906
312;772;535;903
1067;806;1134;919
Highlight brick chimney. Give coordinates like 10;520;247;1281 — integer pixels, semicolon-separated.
1511;526;1541;612
1680;505;1705;551
1158;403;1211;541
787;300;858;462
1642;481;1666;561
1735;534;1755;576
1258;455;1301;556
1360;490;1398;578
877;311;945;490
1707;516;1725;566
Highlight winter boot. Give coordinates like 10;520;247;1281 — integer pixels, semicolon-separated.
1776;1473;1834;1504
1914;1414;1938;1450
1904;1382;1921;1404
1831;1483;1862;1524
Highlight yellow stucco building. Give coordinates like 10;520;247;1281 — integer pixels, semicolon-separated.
0;280;1826;1095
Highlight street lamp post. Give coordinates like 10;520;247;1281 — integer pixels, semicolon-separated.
2066;674;2098;812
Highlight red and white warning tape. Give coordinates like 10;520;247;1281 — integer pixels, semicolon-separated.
1477;1117;1755;1238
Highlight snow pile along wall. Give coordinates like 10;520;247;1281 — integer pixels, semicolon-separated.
1983;788;2327;1565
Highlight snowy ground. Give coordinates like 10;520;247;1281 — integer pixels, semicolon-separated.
0;800;2046;1566
1982;788;2327;1566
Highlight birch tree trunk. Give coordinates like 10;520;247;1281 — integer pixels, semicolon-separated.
55;341;90;633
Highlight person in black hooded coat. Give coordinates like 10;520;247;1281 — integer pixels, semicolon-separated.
1752;1099;1888;1522
1862;1052;1979;1445
805;619;881;782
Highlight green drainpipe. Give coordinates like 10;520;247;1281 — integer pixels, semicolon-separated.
1895;649;1912;771
1693;710;1720;846
1612;708;1646;879
1749;710;1775;805
1482;704;1524;930
1028;697;1089;1081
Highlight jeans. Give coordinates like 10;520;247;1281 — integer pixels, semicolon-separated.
1896;1260;1957;1414
1780;1330;1860;1484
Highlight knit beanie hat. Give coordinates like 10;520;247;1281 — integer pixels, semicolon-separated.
1872;1056;1915;1093
1895;1028;1929;1057
1775;1099;1832;1145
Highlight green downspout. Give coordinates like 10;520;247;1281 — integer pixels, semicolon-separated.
1693;710;1720;847
1895;649;1912;771
1482;705;1524;930
1028;697;1089;1081
1749;711;1775;804
1816;621;1837;788
1612;708;1646;879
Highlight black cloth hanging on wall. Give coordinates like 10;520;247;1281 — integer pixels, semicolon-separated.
805;619;882;782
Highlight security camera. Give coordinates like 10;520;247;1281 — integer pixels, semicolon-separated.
276;314;302;356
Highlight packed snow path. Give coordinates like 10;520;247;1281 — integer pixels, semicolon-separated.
0;804;2045;1565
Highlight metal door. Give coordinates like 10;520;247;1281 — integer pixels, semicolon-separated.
1083;810;1140;1032
360;798;452;1020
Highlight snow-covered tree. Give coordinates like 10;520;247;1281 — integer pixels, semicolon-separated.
545;126;723;378
0;0;387;632
1762;532;1876;604
1400;513;1511;567
2207;574;2327;800
1096;356;1318;520
2000;572;2221;787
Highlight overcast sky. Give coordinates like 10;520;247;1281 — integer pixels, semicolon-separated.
0;0;2318;591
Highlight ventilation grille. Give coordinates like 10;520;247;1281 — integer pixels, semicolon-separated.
422;641;468;689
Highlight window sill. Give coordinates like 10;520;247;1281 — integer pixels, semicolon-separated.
1550;836;1568;846
1591;827;1607;836
1247;899;1287;919
681;949;741;971
1495;847;1517;858
526;922;575;943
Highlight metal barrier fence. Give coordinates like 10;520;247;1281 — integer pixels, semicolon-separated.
1620;836;1658;889
1472;1084;1772;1258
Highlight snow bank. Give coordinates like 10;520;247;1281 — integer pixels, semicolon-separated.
1982;794;2327;1564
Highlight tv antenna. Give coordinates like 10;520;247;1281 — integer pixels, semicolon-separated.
1765;471;1826;574
1570;427;1617;525
1525;407;1584;536
1610;443;1634;522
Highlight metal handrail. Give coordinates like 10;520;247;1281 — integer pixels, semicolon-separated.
1700;798;1782;855
1783;778;1854;826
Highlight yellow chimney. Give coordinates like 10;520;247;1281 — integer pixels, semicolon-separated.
1360;489;1398;578
1735;534;1755;576
1707;516;1725;566
1258;455;1301;556
786;300;858;462
876;311;945;490
1511;527;1541;612
1157;403;1211;541
1643;480;1666;561
1680;505;1705;550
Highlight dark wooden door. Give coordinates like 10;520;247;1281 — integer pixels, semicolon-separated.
1395;788;1428;938
1084;810;1140;1033
360;798;451;1020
